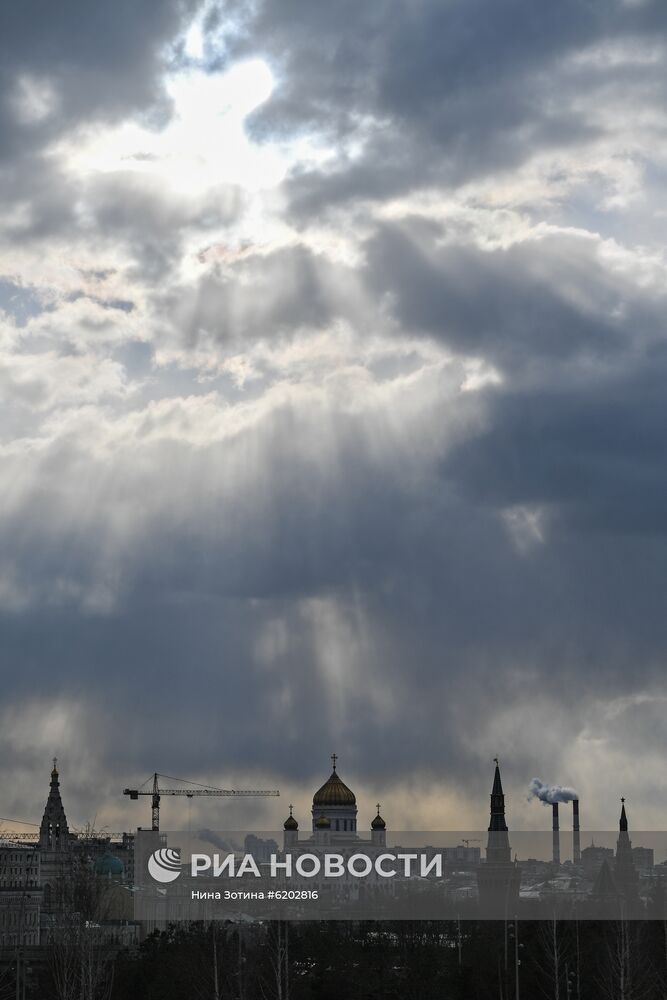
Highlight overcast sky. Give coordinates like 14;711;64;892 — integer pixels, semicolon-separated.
1;0;667;837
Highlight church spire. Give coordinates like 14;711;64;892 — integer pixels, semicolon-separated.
488;758;508;833
614;796;638;907
484;758;512;864
39;756;70;851
478;759;521;912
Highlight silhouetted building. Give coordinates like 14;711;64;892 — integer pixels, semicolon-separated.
581;840;614;877
284;756;387;854
442;844;481;867
614;798;639;907
39;759;75;914
476;760;521;914
632;846;654;872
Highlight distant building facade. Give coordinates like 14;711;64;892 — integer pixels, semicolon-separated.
0;845;41;947
581;841;614;877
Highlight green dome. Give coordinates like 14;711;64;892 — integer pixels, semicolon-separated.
95;852;124;876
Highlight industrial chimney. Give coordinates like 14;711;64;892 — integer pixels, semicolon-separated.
552;802;560;866
572;798;581;864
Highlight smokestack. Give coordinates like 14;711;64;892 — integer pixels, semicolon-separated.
552;802;560;866
573;798;581;864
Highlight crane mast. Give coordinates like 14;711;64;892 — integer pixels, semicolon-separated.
123;772;280;831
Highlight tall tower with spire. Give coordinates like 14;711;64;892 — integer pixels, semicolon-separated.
39;758;71;851
38;758;75;914
614;797;639;908
477;759;521;914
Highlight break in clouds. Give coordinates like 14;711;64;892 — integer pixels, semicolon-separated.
1;0;667;834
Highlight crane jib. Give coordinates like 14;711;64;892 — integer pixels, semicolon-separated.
123;780;280;831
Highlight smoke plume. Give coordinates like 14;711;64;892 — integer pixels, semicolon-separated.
528;778;578;804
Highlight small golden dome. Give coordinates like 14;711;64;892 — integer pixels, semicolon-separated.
284;804;298;831
371;804;386;831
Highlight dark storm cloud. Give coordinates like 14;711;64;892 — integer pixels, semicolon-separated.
234;0;667;216
0;0;202;161
445;358;667;535
0;368;485;796
1;421;666;807
364;219;666;365
0;157;79;243
1;337;665;790
362;215;667;540
5;210;667;819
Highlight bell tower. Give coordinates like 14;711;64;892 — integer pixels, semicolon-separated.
39;758;71;851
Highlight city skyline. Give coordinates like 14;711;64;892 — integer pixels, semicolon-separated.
0;755;659;839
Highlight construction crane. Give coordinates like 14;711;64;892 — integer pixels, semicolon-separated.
123;772;280;831
0;818;40;843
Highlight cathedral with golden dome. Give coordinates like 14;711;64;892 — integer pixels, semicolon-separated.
283;755;386;850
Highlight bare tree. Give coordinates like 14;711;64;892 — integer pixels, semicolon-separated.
47;858;116;1000
596;918;659;1000
258;921;290;1000
532;916;573;1000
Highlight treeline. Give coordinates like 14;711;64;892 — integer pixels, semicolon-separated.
28;916;667;1000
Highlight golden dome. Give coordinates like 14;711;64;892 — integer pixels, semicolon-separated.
313;763;356;808
371;804;386;830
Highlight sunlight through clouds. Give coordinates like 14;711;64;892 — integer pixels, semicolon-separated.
59;59;281;193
